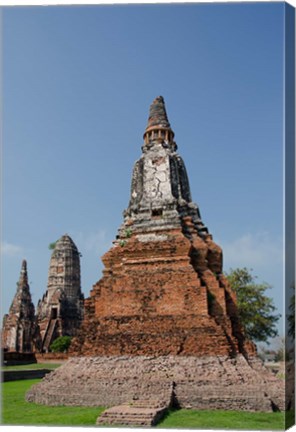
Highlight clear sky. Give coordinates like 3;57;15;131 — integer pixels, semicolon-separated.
2;3;286;336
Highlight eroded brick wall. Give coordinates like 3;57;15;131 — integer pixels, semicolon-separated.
26;355;285;412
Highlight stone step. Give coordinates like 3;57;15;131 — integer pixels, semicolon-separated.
99;409;156;417
98;414;155;421
97;419;154;426
97;415;157;426
96;401;169;426
124;400;167;408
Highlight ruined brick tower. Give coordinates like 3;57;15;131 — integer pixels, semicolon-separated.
2;260;38;353
28;97;285;413
37;234;84;352
72;96;255;357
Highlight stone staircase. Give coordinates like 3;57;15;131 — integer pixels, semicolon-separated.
96;399;169;427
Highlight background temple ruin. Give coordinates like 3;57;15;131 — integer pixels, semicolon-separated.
2;234;84;353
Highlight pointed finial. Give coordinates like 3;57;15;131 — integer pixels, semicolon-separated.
18;259;29;287
146;96;171;129
21;259;27;272
143;96;174;145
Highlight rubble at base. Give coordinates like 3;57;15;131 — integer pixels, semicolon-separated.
26;355;285;412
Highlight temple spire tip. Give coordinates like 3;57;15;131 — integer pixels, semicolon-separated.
143;96;174;144
21;259;27;272
18;259;29;288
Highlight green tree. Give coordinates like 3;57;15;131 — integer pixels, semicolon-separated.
226;267;280;343
50;336;72;353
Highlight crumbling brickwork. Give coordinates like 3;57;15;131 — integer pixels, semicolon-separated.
36;234;84;352
71;96;255;358
2;235;84;354
27;97;285;413
26;355;285;412
2;260;39;353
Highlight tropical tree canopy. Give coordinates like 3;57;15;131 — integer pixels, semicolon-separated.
226;267;280;343
50;336;72;353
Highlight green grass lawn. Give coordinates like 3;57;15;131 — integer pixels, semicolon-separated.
1;379;105;426
2;362;62;371
157;408;285;430
1;378;289;429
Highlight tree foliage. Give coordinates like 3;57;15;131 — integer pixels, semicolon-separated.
50;336;72;353
226;268;280;343
48;241;57;250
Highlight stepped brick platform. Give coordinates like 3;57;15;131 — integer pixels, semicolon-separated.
96;400;169;427
26;355;285;412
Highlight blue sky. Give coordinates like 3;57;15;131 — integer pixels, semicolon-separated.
2;3;286;336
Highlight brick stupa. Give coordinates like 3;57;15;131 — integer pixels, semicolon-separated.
27;97;285;415
71;96;255;357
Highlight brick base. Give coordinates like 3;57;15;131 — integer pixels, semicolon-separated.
70;228;256;358
26;355;286;412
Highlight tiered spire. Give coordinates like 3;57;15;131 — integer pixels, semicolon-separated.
123;96;209;238
146;96;171;129
36;233;84;352
143;96;175;145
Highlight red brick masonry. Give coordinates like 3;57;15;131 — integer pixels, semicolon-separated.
70;226;255;358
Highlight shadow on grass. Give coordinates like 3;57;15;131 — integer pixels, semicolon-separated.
285;409;295;430
1;362;62;371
